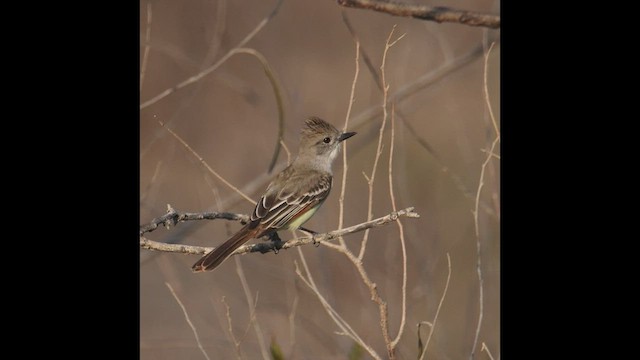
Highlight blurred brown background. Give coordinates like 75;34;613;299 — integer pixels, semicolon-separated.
140;0;500;358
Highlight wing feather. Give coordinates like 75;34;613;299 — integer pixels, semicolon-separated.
250;167;332;236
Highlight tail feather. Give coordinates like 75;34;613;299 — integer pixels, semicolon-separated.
192;226;259;272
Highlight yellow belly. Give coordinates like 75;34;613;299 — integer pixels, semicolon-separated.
286;204;321;230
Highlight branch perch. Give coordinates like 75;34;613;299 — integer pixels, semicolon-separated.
140;206;420;257
337;0;500;29
139;204;249;236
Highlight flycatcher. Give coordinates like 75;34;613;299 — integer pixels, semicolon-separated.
192;117;356;272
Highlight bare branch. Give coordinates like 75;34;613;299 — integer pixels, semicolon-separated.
221;296;243;359
294;248;382;360
388;107;407;349
140;207;419;256
470;41;499;360
140;2;152;92
338;40;361;249
234;257;270;360
358;26;404;262
337;0;500;29
419;253;452;360
139;204;248;236
140;160;162;205
166;282;211;360
140;0;284;109
280;139;292;166
287;295;299;357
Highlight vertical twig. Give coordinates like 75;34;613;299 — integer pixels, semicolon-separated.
388;106;407;349
338;40;361;249
220;292;261;359
234;257;270;360
280;139;291;166
419;253;452;360
358;25;406;261
287;294;299;357
166;282;211;360
294;245;381;360
140;2;152;92
221;296;243;359
470;41;498;360
140;160;163;205
209;0;227;64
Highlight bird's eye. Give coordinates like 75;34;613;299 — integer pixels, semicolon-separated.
323;137;331;143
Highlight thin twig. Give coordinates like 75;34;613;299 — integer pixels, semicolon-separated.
470;41;499;360
237;294;261;347
221;296;243;359
140;2;152;92
287;294;299;357
280;139;291;166
294;247;382;360
165;282;211;360
388;107;407;349
140;0;284;109
340;13;497;217
419;253;452;360
235;257;270;360
140;160;163;205
338;40;361;249
337;0;500;29
209;0;227;63
358;26;405;262
140;207;419;255
160;121;256;204
331;232;393;359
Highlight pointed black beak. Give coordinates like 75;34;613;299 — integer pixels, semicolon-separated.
338;131;357;142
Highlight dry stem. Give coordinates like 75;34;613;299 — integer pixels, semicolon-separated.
418;253;452;360
166;282;211;360
140;2;152;92
338;40;361;249
388;107;407;348
294;246;381;360
234;258;270;360
470;41;499;359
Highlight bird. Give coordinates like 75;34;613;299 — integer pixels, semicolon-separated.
192;116;356;272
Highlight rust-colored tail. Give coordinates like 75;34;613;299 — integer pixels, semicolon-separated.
192;225;260;272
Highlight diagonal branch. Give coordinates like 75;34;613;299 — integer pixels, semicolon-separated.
166;282;211;360
140;0;284;109
337;0;500;29
140;207;420;256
